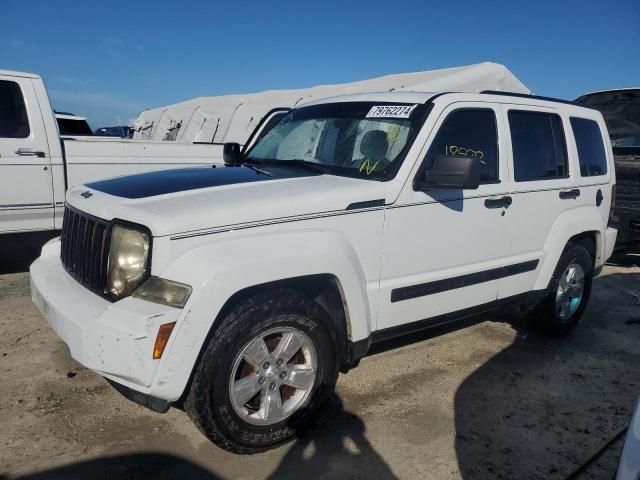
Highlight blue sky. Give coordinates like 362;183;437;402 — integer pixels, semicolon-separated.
2;0;639;128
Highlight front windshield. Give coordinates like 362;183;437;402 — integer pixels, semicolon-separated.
246;102;428;180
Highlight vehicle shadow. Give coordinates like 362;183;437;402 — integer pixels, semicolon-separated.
267;394;397;479
1;394;394;480
0;231;58;274
453;271;640;479
1;453;222;480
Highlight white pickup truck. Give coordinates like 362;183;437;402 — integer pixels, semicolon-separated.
0;70;224;236
32;90;618;453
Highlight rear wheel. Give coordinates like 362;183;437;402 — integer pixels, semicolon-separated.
528;242;594;335
185;289;337;453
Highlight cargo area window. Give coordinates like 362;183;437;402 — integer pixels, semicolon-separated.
0;80;30;138
570;117;608;176
421;109;499;183
509;111;568;182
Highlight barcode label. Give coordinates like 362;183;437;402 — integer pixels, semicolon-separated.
366;105;418;119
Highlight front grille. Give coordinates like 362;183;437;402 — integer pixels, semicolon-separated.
60;206;111;296
615;166;640;210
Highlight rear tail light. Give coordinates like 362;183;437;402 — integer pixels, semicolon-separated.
608;184;617;227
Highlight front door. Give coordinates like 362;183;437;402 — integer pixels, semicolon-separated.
0;76;53;233
378;102;509;331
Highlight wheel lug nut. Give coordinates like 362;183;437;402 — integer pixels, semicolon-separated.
258;376;265;385
279;371;287;379
276;358;283;366
263;362;270;370
269;382;277;391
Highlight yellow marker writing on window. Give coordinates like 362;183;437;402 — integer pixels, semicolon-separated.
359;159;380;175
446;145;486;165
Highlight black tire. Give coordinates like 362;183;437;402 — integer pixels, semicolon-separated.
528;241;594;336
185;288;338;454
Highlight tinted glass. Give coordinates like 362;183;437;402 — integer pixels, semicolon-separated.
422;109;499;183
509;111;568;182
570;117;608;176
0;80;30;138
57;118;93;136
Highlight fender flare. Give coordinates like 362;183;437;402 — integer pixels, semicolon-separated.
151;229;374;400
534;206;604;290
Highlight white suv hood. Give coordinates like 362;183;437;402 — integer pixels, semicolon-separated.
66;166;385;237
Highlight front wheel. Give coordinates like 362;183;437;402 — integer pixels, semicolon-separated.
528;242;594;335
185;289;337;454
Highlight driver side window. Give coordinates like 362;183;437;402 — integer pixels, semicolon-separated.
421;109;499;183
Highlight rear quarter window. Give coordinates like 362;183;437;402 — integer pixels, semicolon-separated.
570;117;608;176
509;111;568;182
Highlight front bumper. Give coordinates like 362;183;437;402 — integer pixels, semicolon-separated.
30;238;183;398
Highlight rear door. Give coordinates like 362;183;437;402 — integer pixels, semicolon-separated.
378;102;509;331
0;76;54;233
498;105;576;298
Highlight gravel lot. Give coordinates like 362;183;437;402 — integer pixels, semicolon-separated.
1;255;639;479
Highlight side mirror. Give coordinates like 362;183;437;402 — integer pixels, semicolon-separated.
416;155;481;190
223;142;243;165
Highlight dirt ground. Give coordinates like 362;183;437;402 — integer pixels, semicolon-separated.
1;255;639;480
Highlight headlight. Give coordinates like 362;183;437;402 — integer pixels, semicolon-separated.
133;277;192;308
107;225;150;299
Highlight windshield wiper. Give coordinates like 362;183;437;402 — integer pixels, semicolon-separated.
242;162;273;176
251;159;331;174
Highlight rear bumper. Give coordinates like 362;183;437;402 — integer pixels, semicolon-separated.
30;238;183;398
604;227;618;262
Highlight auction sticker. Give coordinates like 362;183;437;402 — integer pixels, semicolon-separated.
366;104;418;119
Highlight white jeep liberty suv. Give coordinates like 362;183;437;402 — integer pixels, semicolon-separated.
31;90;618;453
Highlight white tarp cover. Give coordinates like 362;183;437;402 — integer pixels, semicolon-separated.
133;62;530;144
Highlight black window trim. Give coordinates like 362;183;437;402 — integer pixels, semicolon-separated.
569;116;608;177
241;107;291;155
507;109;570;183
0;79;31;139
413;106;501;190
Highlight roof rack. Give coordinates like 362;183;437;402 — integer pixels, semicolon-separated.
480;90;586;108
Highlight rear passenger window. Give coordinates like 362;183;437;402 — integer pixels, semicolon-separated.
422;109;499;183
0;80;30;138
509;111;568;182
570;117;608;176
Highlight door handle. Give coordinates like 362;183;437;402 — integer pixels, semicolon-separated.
484;196;512;209
559;189;580;200
15;148;46;158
